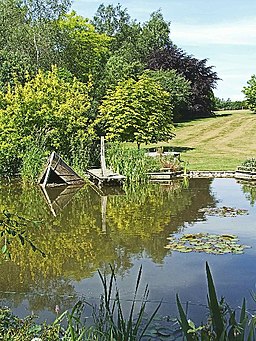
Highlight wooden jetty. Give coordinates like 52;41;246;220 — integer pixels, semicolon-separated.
87;168;126;187
39;151;85;187
87;136;125;187
40;184;84;216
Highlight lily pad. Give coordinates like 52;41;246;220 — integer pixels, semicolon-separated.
165;232;251;255
199;206;248;217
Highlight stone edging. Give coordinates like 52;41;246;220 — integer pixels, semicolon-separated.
188;171;235;178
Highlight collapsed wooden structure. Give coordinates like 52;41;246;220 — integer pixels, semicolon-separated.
40;184;84;216
38;151;85;187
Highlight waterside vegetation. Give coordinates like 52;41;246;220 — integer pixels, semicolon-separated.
1;263;256;340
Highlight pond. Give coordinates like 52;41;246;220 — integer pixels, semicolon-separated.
0;178;255;327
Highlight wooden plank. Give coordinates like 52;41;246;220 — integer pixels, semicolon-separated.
100;136;107;177
87;169;125;181
42;152;55;188
39;151;85;186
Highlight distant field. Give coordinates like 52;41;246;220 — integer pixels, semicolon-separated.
146;110;256;171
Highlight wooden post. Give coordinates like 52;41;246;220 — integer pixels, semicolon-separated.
101;196;107;233
42;152;55;188
100;136;107;177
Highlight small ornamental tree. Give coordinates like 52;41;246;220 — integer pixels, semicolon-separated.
97;75;175;148
243;75;256;112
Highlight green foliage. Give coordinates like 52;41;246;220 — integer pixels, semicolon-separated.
0;50;35;92
0;266;160;340
92;3;132;37
177;262;256;340
138;10;171;64
0;306;61;340
58;11;111;82
0;209;45;260
104;53;144;89
0;0;72;80
214;97;247;111
144;69;191;121
97;74;175;147
239;158;256;172
106;143;160;184
0;66;93;176
20;143;48;183
243;75;256;112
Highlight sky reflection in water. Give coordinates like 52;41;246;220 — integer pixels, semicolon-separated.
0;178;255;323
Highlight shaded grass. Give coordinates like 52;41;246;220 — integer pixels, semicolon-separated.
141;110;256;171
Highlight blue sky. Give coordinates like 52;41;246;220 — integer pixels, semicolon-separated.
72;0;256;100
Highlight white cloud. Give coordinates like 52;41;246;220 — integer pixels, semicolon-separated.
171;18;256;46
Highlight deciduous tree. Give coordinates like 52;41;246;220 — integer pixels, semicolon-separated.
147;44;219;119
0;66;93;173
243;75;256;112
144;69;191;121
97;75;175;147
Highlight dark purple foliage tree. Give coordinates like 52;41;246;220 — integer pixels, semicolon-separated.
147;44;220;119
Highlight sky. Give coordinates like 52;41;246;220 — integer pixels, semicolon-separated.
72;0;256;100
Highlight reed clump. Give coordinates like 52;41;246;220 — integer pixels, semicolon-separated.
177;262;256;340
106;142;183;184
0;265;160;340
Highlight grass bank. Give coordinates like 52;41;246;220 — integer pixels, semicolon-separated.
144;110;256;171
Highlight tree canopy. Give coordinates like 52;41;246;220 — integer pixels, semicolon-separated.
96;75;175;147
0;66;92;173
147;44;220;117
243;75;256;113
0;0;221;174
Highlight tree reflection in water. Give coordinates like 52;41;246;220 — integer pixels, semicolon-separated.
0;178;216;316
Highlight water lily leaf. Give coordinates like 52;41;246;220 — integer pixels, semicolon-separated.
199;206;248;217
178;246;193;253
233;250;244;255
166;232;250;255
221;234;238;240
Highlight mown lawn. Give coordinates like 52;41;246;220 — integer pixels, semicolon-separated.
143;110;256;171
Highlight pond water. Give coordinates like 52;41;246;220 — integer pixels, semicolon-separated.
0;178;255;326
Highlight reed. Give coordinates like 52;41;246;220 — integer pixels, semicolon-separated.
91;265;161;341
176;262;255;340
0;265;160;340
20;144;47;183
106;142;181;184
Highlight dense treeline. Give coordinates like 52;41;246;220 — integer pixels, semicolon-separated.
214;97;247;111
0;0;220;177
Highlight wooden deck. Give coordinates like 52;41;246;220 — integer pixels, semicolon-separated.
87;168;126;187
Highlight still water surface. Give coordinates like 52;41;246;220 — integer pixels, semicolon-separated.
0;178;255;323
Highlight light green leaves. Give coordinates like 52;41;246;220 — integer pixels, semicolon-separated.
97;74;175;147
199;206;248;217
165;233;251;255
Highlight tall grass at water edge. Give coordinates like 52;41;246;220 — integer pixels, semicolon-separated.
106;142;182;184
20;144;48;184
177;262;256;340
0;265;161;340
1;261;256;340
